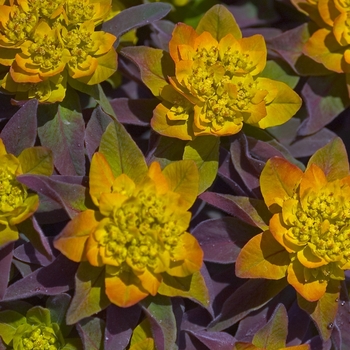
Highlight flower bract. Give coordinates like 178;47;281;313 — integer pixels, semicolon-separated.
236;149;350;302
54;154;203;307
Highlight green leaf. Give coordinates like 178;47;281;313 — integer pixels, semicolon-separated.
196;4;242;41
158;271;209;308
0;310;26;345
130;318;153;347
162;159;199;209
183;136;219;194
37;90;85;176
62;338;84;350
77;317;105;350
121;47;174;97
235;231;289;280
252;304;288;349
140;295;176;350
307;137;349;181
297;280;340;341
99;120;148;183
18;147;53;176
66;263;110;325
260;59;299;89
26;306;51;326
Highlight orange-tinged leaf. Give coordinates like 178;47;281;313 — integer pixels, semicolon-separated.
307;137;349;181
303;28;347;73
98;192;128;217
235;231;289;280
255;78;302;129
151;102;193;140
169;23;198;63
287;259;327;302
89;152;114;206
196;4;242;41
137;268;162;295
299;163;327;200
297;246;327;268
260;157;303;211
162;160;199;209
105;268;149;307
54;210;99;262
147;162;169;194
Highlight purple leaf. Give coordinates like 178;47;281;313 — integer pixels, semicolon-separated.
17;216;53;260
181;307;213;333
13;237;55;267
209;279;288;332
85;106;112;160
192;217;260;264
3;254;77;301
18;174;88;219
230;133;264;198
199;192;270;230
0;242;14;300
37;91;85;175
102;3;172;47
0;99;38;155
110;98;158;126
218;148;247;196
77;317;104;350
151;20;175;51
268;118;337;158
104;304;141;350
298;75;350;135
187;330;235;350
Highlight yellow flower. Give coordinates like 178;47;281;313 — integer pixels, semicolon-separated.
11;21;70;83
61;20;117;85
54;154;203;307
236;153;350;302
146;7;302;140
292;0;350;73
0;139;39;247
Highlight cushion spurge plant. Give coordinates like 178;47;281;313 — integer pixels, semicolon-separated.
0;138;53;248
122;4;302;140
236;138;350;303
54;147;203;307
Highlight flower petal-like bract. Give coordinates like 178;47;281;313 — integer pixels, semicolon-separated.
237;156;350;302
54;155;203;307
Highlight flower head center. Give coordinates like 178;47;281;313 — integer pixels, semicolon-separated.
286;183;350;264
4;6;38;43
65;0;95;24
0;166;26;213
28;35;63;70
95;188;184;270
21;325;61;350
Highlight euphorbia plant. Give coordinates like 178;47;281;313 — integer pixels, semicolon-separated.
236;137;350;340
122;4;302;140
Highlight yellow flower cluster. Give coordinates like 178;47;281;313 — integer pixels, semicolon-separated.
0;0;117;102
292;0;350;73
21;325;61;350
